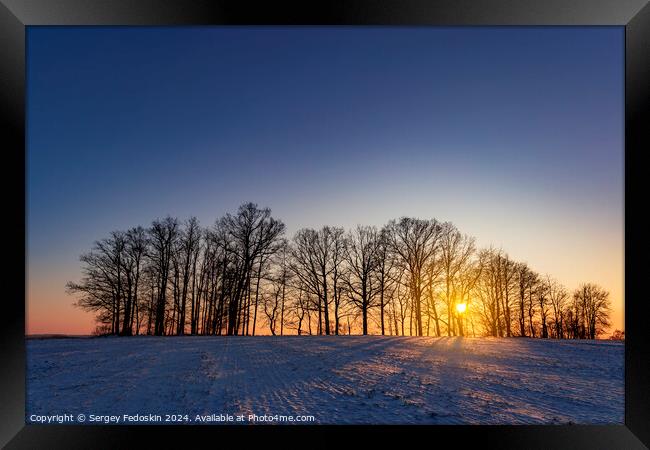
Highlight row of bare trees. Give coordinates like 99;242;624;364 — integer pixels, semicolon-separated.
68;202;612;338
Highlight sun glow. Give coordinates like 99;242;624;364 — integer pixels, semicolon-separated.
456;303;467;314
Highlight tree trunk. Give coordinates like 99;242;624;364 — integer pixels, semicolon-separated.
252;256;263;336
322;269;330;335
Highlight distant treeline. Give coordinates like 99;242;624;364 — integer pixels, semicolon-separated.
68;202;613;339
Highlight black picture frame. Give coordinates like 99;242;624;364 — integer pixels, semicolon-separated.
1;1;648;448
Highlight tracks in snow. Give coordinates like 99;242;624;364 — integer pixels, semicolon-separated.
26;336;624;424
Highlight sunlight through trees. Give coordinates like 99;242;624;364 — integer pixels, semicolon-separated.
67;202;613;338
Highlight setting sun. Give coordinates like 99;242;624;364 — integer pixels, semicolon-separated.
456;303;467;314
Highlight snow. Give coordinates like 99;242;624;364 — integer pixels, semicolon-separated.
26;336;624;425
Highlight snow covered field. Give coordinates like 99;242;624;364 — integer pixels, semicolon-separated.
26;336;623;425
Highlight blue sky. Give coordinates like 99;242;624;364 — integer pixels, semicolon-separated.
26;27;623;333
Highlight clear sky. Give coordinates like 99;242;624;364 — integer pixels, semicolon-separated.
27;26;624;335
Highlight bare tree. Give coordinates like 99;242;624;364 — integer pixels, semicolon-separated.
329;228;347;335
546;275;568;339
438;223;476;336
121;226;147;335
173;217;201;335
537;279;550;338
516;262;538;337
222;203;284;335
148;217;179;336
250;219;285;335
386;217;442;336
290;226;340;335
573;283;611;339
375;227;396;335
344;225;381;335
475;249;500;337
67;232;126;335
454;250;484;337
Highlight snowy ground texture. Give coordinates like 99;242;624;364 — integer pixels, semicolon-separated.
27;336;624;425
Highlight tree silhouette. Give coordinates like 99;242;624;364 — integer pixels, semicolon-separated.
68;202;615;339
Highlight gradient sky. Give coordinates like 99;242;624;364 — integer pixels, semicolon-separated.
27;26;624;335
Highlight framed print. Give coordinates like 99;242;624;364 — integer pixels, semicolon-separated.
1;0;648;448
